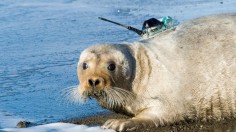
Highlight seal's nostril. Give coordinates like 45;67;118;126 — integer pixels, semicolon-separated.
88;79;100;86
95;79;100;86
88;79;94;86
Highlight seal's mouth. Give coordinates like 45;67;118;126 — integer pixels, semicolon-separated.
80;86;136;110
81;87;111;109
81;87;107;100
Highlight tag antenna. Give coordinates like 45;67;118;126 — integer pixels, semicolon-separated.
98;17;143;36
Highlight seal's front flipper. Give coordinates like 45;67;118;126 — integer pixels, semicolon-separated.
102;118;155;132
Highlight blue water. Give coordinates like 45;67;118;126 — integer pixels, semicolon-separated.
0;0;236;128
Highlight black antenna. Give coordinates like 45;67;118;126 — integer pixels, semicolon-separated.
98;17;143;36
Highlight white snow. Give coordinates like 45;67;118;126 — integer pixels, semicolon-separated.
1;123;114;132
1;0;236;131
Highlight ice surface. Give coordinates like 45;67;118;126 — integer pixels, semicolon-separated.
1;122;114;132
0;111;25;128
0;0;236;131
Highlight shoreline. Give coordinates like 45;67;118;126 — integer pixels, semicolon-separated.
64;113;236;131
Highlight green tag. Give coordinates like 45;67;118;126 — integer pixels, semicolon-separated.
162;16;173;29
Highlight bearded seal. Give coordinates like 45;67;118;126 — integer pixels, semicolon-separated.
76;13;236;131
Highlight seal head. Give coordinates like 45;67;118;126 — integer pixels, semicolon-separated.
77;44;136;115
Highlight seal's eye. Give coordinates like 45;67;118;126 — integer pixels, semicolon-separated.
82;63;88;70
107;63;116;71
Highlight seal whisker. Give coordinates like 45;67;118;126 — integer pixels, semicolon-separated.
103;87;137;109
58;86;76;106
105;89;117;108
64;87;78;107
59;85;86;105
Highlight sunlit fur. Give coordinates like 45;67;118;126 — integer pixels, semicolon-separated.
76;13;236;131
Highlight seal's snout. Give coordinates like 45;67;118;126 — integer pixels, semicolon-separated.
87;76;105;89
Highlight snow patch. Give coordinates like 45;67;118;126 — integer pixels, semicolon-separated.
1;123;114;132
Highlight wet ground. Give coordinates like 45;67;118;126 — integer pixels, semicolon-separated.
65;113;236;132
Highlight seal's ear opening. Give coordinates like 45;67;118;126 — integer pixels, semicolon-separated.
142;18;164;30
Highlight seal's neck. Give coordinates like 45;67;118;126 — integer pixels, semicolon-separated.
130;40;185;98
